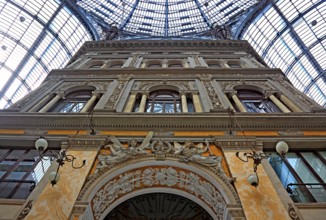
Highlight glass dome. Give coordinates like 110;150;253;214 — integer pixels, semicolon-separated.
0;0;94;108
238;0;326;107
77;0;259;37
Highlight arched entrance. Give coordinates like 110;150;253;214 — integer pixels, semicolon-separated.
104;192;213;220
77;156;243;220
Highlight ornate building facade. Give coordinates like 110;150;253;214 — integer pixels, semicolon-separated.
0;40;325;220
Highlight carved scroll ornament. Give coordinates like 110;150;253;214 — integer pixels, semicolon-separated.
91;167;226;220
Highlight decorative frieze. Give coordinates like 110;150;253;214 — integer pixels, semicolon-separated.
91;166;227;220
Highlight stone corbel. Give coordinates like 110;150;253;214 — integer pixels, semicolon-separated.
224;204;246;220
16;200;33;220
288;203;303;220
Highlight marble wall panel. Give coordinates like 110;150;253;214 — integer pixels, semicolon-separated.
224;151;290;220
25;150;97;220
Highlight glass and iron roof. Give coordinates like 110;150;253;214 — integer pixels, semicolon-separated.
0;0;93;108
238;0;326;107
77;0;259;37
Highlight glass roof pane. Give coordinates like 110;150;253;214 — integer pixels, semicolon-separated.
241;0;326;107
0;68;12;91
77;0;259;37
6;44;27;70
0;0;93;108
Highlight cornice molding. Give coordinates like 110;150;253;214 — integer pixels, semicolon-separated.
0;113;326;131
68;40;266;66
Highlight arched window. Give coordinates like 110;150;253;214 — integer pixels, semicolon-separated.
49;90;93;113
237;90;280;113
146;90;181;113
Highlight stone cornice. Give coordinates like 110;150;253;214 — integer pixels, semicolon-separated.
67;40;266;66
46;68;283;81
0;112;326;131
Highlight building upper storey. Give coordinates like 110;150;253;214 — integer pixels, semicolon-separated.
3;39;324;117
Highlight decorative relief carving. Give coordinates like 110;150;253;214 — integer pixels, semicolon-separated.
91;167;226;220
138;80;190;91
104;81;126;109
288;203;302;220
219;80;273;92
227;206;246;218
278;130;303;136
94;132;234;183
58;81;111;92
204;81;222;109
9;80;58;110
96;132;153;170
277;80;317;108
24;129;48;135
17;200;33;220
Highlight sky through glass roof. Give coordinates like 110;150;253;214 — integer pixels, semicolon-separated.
0;0;93;108
239;0;326;107
77;0;259;37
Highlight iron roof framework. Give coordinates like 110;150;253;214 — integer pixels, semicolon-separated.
237;0;326;107
76;0;259;37
0;0;94;108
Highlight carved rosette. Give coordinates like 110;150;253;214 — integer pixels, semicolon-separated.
91;166;226;220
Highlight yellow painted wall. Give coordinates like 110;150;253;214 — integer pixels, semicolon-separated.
224;151;290;220
25;150;97;220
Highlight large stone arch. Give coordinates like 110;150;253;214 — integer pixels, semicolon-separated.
77;155;243;220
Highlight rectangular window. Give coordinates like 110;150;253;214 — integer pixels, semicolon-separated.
0;149;52;199
269;151;326;203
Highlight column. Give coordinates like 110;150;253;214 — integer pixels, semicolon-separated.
220;60;230;68
123;93;137;113
81;93;99;113
38;94;61;113
181;94;188;113
183;61;189;68
279;95;303;112
28;94;53;112
231;94;247;112
224;94;235;111
140;62;146;68
162;59;168;68
269;94;291;113
138;94;147;113
192;94;203;112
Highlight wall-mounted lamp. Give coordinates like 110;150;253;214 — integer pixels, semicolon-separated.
275;141;289;157
236;141;289;187
35;137;86;186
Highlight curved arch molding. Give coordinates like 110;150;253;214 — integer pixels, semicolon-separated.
78;158;242;220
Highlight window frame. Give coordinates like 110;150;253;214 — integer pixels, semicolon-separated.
146;90;181;113
269;150;326;203
0;148;53;199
